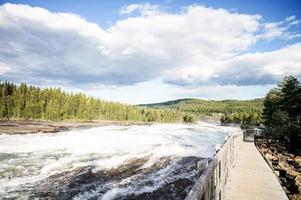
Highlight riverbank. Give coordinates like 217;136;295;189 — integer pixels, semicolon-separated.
0;120;148;135
256;139;301;200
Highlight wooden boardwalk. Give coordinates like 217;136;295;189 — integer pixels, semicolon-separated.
225;141;288;200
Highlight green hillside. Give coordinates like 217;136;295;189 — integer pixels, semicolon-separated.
139;98;264;124
139;98;264;114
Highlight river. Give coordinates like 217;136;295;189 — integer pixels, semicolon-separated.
0;121;241;200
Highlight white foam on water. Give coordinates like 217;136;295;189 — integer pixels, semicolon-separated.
0;121;241;199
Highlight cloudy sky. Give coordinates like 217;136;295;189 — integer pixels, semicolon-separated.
0;0;301;104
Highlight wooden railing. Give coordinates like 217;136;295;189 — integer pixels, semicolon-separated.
185;132;242;200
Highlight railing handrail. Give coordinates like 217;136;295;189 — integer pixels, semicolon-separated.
185;132;243;200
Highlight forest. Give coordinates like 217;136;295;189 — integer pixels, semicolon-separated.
140;98;264;125
0;81;189;123
262;75;301;151
2;80;285;126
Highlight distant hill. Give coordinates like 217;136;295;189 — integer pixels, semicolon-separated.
139;98;264;116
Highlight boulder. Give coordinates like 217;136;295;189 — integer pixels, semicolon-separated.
288;158;295;165
295;175;301;192
292;160;301;169
277;154;288;163
295;156;301;166
266;153;279;162
275;167;287;177
287;169;299;178
285;153;295;159
261;148;269;154
279;161;291;172
270;146;277;153
259;141;268;148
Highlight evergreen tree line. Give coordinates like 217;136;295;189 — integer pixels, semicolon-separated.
220;110;263;125
262;75;301;151
141;97;264;124
0;81;192;123
174;99;263;116
141;98;264;115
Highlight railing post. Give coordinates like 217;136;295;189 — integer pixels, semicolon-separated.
197;159;209;176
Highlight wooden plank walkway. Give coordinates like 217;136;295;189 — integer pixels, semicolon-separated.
225;141;288;200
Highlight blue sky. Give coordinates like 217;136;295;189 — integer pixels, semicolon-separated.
0;0;300;103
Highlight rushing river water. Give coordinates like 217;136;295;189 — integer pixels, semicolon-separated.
0;121;241;200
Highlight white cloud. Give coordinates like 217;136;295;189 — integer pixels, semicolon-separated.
286;15;300;26
0;2;300;91
0;62;10;75
173;84;275;100
259;17;301;41
286;16;296;22
119;3;161;16
260;22;285;40
215;43;301;85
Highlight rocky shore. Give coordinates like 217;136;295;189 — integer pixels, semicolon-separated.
0;120;148;135
256;139;301;200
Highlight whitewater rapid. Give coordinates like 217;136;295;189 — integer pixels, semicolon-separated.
0;121;241;200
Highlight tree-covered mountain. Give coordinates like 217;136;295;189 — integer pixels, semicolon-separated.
139;98;264;125
140;98;263;113
0;81;191;123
